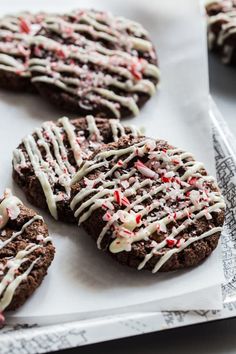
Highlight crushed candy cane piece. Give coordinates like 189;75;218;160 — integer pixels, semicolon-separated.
103;211;112;221
135;160;156;178
166;238;177;248
19;18;30;34
114;190;122;205
136;214;142;224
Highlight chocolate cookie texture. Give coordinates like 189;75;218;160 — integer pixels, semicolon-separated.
29;9;159;118
13;116;140;223
0;189;54;312
70;136;225;273
0;12;45;91
206;0;236;64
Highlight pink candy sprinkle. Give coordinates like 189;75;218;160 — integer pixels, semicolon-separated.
135;160;156;179
189;177;198;185
103;211;112;222
56;49;67;59
101;201;114;210
19;18;30;34
0;312;5;327
136;214;142;224
161;176;171;183
117;160;123;167
176;239;184;248
166;238;177;248
121;196;130;207
114;190;122;205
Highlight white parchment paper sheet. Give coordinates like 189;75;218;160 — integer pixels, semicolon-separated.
0;0;224;323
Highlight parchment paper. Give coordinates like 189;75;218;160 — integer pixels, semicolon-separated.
0;0;224;324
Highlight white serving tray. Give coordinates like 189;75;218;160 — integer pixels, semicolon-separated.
0;97;236;354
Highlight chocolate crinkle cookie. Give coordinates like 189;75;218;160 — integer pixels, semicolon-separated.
0;189;54;315
206;0;236;64
12;115;140;223
28;9;159;118
0;12;45;91
70;136;225;273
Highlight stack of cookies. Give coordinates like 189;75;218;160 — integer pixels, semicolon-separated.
0;7;225;319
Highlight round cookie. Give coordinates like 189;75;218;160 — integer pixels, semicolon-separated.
206;0;236;65
29;9;160;118
0;189;54;313
70;136;225;273
0;12;45;91
13;116;140;223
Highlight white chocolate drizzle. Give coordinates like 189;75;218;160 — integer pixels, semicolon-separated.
71;138;225;272
13;116;140;219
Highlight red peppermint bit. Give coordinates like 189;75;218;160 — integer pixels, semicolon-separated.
186;210;192;218
161;176;171;183
186;191;191;197
176;238;184;248
102;203;108;210
121;196;130;207
64;26;74;35
135;160;156;179
189;177;197;185
136;214;142;224
103;211;112;222
56;49;67;59
117;160;123;167
166;238;177;248
173;212;177;220
114;190;122;205
124;229;132;235
130;63;142;80
162;148;167;153
0;312;5;327
19;18;30;34
172;159;180;165
15;69;23;75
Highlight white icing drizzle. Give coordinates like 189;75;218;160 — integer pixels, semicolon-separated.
207;1;236;63
0;191;50;311
29;9;159;118
13;116;140;219
71;138;225;272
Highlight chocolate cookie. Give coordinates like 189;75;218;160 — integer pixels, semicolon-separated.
0;189;54;313
206;0;236;64
70;136;225;273
29;9;160;118
13;116;140;223
0;12;45;91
